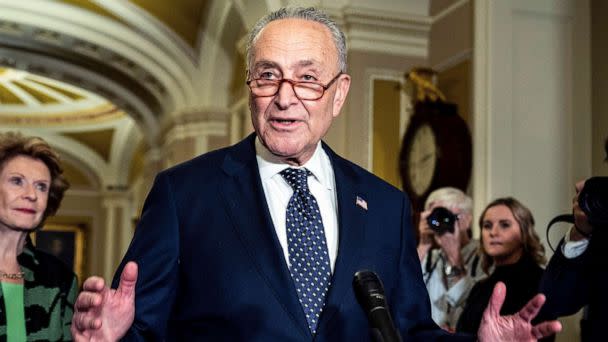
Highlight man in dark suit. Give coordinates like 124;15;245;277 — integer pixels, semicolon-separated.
71;7;561;341
540;141;608;341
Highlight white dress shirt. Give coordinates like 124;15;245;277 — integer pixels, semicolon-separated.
561;225;590;258
255;138;339;272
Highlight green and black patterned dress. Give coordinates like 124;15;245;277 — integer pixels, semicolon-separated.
0;241;77;341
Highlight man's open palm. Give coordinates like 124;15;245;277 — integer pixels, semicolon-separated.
478;282;562;342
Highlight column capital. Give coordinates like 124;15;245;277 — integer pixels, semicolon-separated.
101;186;131;207
159;107;231;167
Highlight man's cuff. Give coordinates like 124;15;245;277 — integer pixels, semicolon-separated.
561;226;590;258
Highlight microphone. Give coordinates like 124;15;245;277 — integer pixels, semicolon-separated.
353;270;402;342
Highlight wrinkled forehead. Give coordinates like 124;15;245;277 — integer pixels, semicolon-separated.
0;154;50;179
250;18;339;73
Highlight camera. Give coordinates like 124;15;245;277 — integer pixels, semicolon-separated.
426;207;457;235
578;176;608;226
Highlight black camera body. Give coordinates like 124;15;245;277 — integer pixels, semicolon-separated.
426;207;457;235
578;176;608;226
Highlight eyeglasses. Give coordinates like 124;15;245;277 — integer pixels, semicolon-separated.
246;72;342;101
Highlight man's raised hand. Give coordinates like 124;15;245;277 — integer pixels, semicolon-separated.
71;262;138;342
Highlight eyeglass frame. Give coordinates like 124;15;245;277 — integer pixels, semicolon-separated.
246;72;343;101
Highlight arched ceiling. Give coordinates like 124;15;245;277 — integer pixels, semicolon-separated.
0;0;209;190
0;67;123;124
0;66;141;190
61;0;211;52
0;0;204;144
0;0;432;191
0;0;252;192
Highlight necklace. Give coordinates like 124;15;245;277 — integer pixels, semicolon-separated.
0;271;25;280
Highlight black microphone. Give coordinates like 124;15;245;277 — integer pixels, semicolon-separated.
353;270;402;342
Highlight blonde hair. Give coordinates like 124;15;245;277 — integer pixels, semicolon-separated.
478;197;546;274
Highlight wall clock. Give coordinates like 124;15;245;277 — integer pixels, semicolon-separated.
400;101;472;211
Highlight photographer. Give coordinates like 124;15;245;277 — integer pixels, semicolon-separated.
417;187;485;331
539;139;608;341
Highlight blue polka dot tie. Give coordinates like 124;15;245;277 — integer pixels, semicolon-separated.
281;167;331;334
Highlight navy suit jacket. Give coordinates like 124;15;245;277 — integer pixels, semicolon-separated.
113;134;471;341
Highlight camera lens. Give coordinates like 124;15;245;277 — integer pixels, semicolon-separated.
426;207;457;235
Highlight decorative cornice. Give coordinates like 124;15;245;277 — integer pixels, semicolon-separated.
0;105;123;125
336;6;431;58
64;189;100;197
0;45;158;142
0;20;167;102
433;49;472;72
431;0;470;24
93;1;200;65
161;107;230;147
163;121;228;149
161;107;228;130
0;0;197;107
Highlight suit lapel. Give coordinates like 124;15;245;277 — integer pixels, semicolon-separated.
220;135;311;338
316;145;368;333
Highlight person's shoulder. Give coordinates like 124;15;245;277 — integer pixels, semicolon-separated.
160;136;254;183
326;146;405;198
532;260;546;278
165;145;234;176
27;247;77;289
522;255;545;275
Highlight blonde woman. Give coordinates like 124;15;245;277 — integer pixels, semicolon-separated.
457;197;550;339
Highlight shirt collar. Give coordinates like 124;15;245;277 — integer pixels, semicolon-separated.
255;137;333;190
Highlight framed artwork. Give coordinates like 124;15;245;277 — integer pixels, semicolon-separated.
31;224;85;283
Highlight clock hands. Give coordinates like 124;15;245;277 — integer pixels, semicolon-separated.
410;152;435;168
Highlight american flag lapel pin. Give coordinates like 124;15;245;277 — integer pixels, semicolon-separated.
355;195;368;211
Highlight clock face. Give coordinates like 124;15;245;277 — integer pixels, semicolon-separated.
399;102;472;212
407;124;437;196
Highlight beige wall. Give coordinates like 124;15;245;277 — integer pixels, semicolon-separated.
429;0;473;149
429;1;472;68
372;79;402;187
337;50;426;169
438;60;472;130
592;0;608;176
429;0;474;195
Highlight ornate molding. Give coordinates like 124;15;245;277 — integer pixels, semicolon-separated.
0;19;166;141
334;6;431;58
0;20;167;100
161;108;230;148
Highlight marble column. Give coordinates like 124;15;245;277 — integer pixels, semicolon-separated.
161;109;231;168
101;188;133;282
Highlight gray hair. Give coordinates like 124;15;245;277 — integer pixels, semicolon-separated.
246;7;347;74
424;187;473;214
